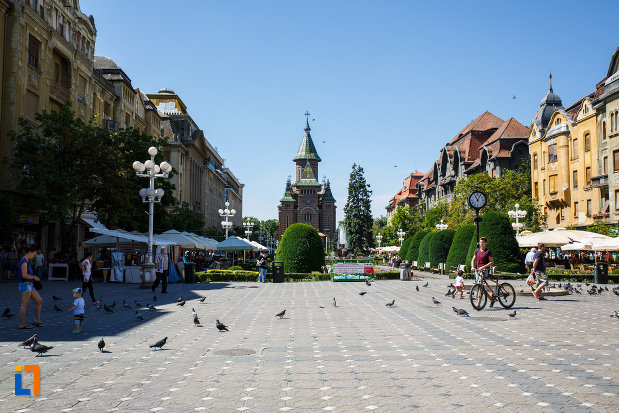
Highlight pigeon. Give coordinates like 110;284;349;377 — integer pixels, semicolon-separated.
104;304;114;313
385;300;395;307
150;337;167;350
445;288;454;297
134;300;143;307
52;295;62;301
216;319;228;331
199;297;206;303
20;334;38;348
423;282;428;288
508;310;517;318
613;288;619;296
30;341;53;356
176;296;183;303
123;301;132;309
452;307;469;316
193;314;200;327
331;297;337;307
605;286;609;291
365;279;372;286
586;282;590;286
153;295;157;302
109;300;116;308
275;310;286;318
575;289;582;295
135;311;143;321
177;300;186;307
611;311;619;318
432;297;441;306
98;338;105;352
54;304;63;312
2;308;15;318
191;308;197;317
147;304;156;311
416;285;419;292
359;291;367;296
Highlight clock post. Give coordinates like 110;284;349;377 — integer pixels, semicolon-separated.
467;190;487;249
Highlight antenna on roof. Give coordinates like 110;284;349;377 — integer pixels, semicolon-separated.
549;70;553;92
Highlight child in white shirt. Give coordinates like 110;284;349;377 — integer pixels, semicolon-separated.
453;270;464;299
67;287;85;333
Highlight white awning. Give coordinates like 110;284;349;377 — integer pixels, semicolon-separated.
157;230;207;249
88;227;177;246
216;236;256;251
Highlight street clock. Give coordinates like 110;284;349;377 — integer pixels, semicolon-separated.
468;191;487;211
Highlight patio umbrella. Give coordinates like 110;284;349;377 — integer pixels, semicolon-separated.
517;228;610;248
591;237;619;252
216;236;256;251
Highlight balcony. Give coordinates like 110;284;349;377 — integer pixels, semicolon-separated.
590;174;608;188
50;81;70;103
102;119;120;131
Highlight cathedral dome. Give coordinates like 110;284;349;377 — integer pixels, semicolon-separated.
531;74;563;133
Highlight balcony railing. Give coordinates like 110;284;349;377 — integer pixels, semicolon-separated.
102;119;120;131
590;174;609;188
50;81;70;102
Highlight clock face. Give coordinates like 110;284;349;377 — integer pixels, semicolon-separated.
468;191;487;209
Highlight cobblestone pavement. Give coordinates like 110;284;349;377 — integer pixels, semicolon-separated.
1;278;618;412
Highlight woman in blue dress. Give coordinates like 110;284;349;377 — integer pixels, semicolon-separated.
18;245;43;329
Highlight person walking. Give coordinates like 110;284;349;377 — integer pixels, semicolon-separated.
531;243;548;300
524;247;536;273
17;245;43;329
152;246;169;293
67;287;85;333
257;251;268;283
81;252;99;305
34;249;45;278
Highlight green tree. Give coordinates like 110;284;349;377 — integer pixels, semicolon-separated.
276;223;325;272
445;225;475;270
260;219;279;240
344;164;374;253
162;202;206;233
428;229;455;268
399;235;415;262
417;231;436;265
373;216;387;231
423;201;450;230
405;229;430;264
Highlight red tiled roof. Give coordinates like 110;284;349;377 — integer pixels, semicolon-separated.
448;111;504;146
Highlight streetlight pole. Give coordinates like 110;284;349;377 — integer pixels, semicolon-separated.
132;147;171;286
508;203;527;235
397;228;405;245
376;233;383;248
435;219;449;231
244;218;254;240
218;201;236;239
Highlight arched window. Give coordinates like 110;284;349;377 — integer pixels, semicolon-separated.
612;112;616;132
584;133;591;152
603;121;607;140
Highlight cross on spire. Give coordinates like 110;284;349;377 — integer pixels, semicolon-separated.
304;111;311;122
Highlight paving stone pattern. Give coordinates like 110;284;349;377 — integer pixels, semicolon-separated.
1;278;618;412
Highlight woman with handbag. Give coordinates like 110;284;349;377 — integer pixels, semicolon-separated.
17;245;44;329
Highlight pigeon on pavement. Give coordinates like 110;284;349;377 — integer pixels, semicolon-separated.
385;300;395;307
109;301;116;308
30;341;53;356
508;310;517;318
275;310;286;319
416;285;419;292
365;279;372;286
134;300;143;307
135;311;144;321
147;304;156;311
20;334;38;348
216;319;228;331
432;297;441;306
122;300;131;309
423;282;429;288
359;291;367;296
199;297;206;303
2;308;15;318
332;297;337;307
52;295;62;301
177;300;186;307
54;304;63;312
98;338;105;352
150;337;167;350
104;304;114;313
176;296;183;303
452;307;469;316
193;314;200;327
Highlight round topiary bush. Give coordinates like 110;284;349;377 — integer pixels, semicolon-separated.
464;211;525;273
445;225;475;270
417;231;436;266
405;229;429;264
429;229;455;268
399;235;415;262
276;223;325;273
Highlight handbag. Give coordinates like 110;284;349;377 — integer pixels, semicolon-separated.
526;272;535;286
33;279;43;290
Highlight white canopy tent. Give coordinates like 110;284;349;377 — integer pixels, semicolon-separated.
216;236;257;251
156;230;208;250
591;237;619;252
86;228;177;246
180;232;218;250
518;228;610;248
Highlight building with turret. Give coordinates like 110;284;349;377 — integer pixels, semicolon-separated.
278;116;336;245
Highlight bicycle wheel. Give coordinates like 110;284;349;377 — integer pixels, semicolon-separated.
470;284;487;311
497;282;516;309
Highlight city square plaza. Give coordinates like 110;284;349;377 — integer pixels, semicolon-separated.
1;273;617;412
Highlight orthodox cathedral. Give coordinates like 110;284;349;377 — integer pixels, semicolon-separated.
278;115;337;243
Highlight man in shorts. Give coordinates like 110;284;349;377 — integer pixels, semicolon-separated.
531;243;548;300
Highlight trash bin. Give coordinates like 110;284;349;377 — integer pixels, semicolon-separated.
595;262;608;284
272;261;284;283
184;262;195;284
400;262;411;281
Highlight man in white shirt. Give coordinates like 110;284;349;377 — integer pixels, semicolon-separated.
524;247;536;272
34;250;45;278
152;246;169;293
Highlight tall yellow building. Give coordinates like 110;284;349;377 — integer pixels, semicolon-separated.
529;76;601;228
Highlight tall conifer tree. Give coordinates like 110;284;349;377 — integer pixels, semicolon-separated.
343;164;373;253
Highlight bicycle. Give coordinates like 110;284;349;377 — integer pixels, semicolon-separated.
469;269;516;311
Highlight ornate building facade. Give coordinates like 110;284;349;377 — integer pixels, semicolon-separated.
278;118;336;243
385;172;424;224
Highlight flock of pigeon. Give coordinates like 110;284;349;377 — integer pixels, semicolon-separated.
6;278;619;356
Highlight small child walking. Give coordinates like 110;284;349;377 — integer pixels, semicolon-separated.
453;270;464;299
67;287;85;333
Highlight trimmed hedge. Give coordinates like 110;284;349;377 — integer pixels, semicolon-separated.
228;266;243;271
429;229;455;268
399;236;415;262
195;270;332;282
417;231;436;266
465;211;525;273
406;230;429;264
445;225;475;270
276;223;325;273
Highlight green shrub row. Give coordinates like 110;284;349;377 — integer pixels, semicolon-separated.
194;270;400;282
429;229;455;268
399;236;415;262
445;225;475;270
276;223;325;273
405;230;429;263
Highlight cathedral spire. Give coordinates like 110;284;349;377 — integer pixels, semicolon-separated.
294;112;321;162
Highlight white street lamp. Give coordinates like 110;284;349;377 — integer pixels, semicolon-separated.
397;228;406;245
132;146;171;285
508;203;527;235
436;219;449;231
218;201;236;239
244;218;254;239
376;233;383;248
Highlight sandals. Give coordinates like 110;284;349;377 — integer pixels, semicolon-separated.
31;321;44;327
19;325;33;329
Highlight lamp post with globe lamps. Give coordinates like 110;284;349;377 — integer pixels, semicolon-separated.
244;218;254;240
376;233;383;248
132;147;171;286
218;201;236;239
508;203;527;235
397;228;406;245
435;219;449;231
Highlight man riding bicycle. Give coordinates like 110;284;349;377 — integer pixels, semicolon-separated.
471;237;495;306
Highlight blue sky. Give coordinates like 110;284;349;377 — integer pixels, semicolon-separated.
81;0;619;220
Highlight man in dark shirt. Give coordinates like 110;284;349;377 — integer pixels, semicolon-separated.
471;237;496;305
531;243;547;300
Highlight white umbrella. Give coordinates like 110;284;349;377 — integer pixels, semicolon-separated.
518;229;610;248
591;237;619;252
